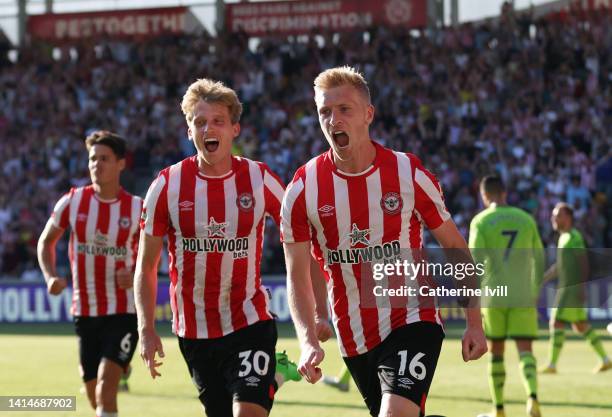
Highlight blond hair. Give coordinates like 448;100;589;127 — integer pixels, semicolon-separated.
181;78;243;124
313;66;371;103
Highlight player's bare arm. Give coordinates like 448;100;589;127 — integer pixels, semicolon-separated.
284;241;325;383
134;232;165;379
311;257;333;342
37;217;68;295
430;219;487;362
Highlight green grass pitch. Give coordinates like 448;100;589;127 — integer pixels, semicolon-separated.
0;323;610;417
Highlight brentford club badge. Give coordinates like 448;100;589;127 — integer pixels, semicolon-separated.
118;216;132;229
236;193;255;212
380;192;403;215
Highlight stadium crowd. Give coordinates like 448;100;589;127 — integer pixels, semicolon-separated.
0;5;610;278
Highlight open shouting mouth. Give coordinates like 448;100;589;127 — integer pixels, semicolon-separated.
331;130;349;149
204;138;220;153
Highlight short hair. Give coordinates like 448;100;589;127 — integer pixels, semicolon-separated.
85;130;126;159
313;66;371;103
181;78;242;124
480;175;506;197
554;202;574;220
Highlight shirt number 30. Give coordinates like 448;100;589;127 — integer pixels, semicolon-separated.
238;350;270;377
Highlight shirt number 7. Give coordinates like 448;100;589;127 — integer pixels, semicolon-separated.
501;230;518;261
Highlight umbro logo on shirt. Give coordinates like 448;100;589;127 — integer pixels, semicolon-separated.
179;201;194;211
318;205;335;217
397;377;414;389
245;376;260;387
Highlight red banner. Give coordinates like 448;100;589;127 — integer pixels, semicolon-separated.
28;7;194;42
572;0;611;9
544;0;610;22
225;0;428;37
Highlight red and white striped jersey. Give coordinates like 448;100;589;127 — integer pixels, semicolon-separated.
281;142;450;357
141;155;285;339
52;186;142;317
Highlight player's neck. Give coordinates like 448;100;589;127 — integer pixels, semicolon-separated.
93;182;121;200
332;139;376;174
197;155;232;177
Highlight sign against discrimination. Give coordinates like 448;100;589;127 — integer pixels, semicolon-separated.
225;0;427;37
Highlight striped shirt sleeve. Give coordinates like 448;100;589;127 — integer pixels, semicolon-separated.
141;171;169;236
50;189;73;229
409;154;451;230
131;197;143;270
261;163;286;226
280;169;310;243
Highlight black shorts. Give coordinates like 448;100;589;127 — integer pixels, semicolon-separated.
73;314;138;382
344;321;444;417
178;319;278;417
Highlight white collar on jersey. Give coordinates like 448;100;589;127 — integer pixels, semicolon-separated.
336;164;375;177
199;170;234;179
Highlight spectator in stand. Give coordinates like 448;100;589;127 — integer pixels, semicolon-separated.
0;6;611;277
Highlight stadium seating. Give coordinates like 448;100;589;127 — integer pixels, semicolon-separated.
0;7;610;278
